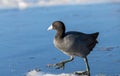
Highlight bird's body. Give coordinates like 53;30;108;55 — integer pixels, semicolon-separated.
47;21;99;76
54;31;99;57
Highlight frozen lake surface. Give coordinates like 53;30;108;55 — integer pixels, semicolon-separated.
0;3;120;76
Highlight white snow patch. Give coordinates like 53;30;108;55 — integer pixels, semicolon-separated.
25;70;109;76
26;69;77;76
0;0;120;10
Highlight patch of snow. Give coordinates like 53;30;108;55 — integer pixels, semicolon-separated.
26;69;77;76
0;0;120;10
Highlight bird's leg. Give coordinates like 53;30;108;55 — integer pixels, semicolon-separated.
47;56;74;69
84;57;90;76
74;57;90;76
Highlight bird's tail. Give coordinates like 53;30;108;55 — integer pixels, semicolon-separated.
88;32;99;51
91;32;99;40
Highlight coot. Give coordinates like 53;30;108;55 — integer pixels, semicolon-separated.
47;21;99;76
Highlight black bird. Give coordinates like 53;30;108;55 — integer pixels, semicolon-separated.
47;21;99;76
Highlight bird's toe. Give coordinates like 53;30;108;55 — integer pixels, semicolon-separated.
55;62;65;69
74;71;90;75
47;62;65;69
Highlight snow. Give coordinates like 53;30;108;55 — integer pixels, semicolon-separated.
26;69;77;76
26;69;110;76
0;1;120;76
0;0;120;9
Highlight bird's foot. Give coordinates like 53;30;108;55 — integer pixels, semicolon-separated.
47;61;65;69
74;71;90;76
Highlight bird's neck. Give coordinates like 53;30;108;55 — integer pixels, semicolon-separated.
55;30;65;39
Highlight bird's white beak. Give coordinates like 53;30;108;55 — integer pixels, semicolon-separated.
47;24;53;31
